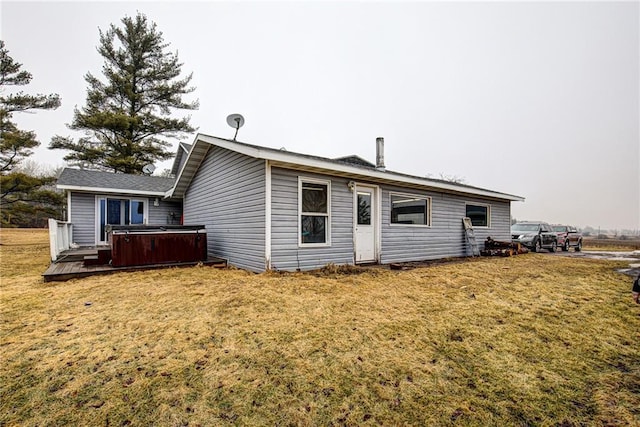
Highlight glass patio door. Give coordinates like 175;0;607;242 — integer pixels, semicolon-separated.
98;197;146;244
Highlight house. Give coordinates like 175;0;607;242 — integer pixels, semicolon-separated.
56;134;524;272
56;169;183;246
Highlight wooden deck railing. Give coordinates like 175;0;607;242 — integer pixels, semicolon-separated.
48;218;73;262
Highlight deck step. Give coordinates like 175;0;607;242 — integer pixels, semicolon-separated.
83;255;101;266
82;248;112;266
97;248;112;264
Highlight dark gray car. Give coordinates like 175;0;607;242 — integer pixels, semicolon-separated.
511;221;558;252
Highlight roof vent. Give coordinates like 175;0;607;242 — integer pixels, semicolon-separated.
376;137;385;171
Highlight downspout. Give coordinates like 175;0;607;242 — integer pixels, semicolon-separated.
265;160;272;270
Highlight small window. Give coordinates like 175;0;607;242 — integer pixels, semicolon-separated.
466;204;490;227
357;192;371;225
391;193;430;226
300;179;330;245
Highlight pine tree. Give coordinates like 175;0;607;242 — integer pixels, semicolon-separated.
0;171;64;227
49;13;199;174
0;40;61;174
0;40;63;226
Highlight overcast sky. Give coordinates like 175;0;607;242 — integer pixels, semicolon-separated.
1;1;638;231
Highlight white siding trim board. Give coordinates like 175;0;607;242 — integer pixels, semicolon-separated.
58;184;166;197
265;160;272;270
66;191;72;223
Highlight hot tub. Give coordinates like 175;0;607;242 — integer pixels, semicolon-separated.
108;225;207;267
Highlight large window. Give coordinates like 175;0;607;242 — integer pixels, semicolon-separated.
466;203;490;227
299;178;330;245
390;193;430;226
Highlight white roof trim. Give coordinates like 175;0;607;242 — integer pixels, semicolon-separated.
58;184;167;197
176;134;524;202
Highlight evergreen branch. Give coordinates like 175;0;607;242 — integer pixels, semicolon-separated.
48;12;198;174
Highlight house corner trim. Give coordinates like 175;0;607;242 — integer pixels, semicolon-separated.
265;160;272;270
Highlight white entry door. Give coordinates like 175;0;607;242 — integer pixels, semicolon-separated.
354;185;377;263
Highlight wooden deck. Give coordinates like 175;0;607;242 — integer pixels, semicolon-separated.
43;255;227;282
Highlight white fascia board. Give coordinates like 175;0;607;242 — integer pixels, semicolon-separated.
57;184;167;197
197;135;525;202
169;137;210;198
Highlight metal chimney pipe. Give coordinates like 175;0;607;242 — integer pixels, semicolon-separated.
376;137;385;171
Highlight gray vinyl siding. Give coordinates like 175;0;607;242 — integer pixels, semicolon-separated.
270;167;354;271
69;192;96;246
69;192;184;246
184;146;266;272
380;185;511;263
269;169;511;271
148;200;183;226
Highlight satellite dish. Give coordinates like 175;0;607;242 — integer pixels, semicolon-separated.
226;113;245;141
142;164;156;175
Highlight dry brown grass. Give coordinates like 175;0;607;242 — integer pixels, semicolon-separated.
1;228;639;426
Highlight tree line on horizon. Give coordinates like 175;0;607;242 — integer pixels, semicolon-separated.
1;13;198;227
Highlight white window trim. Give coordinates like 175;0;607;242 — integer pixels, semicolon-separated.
298;176;331;247
389;192;432;227
465;202;491;228
95;195;150;244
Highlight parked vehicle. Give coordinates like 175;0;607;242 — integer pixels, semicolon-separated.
511;221;558;253
551;224;583;252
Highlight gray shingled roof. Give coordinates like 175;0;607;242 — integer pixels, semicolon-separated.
214;137;523;199
171;134;524;202
57;168;175;194
333;155;376;168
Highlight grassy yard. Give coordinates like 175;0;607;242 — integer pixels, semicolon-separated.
1;228;639;426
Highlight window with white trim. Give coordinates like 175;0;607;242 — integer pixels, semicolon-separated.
466;203;490;227
299;178;331;245
390;193;431;226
